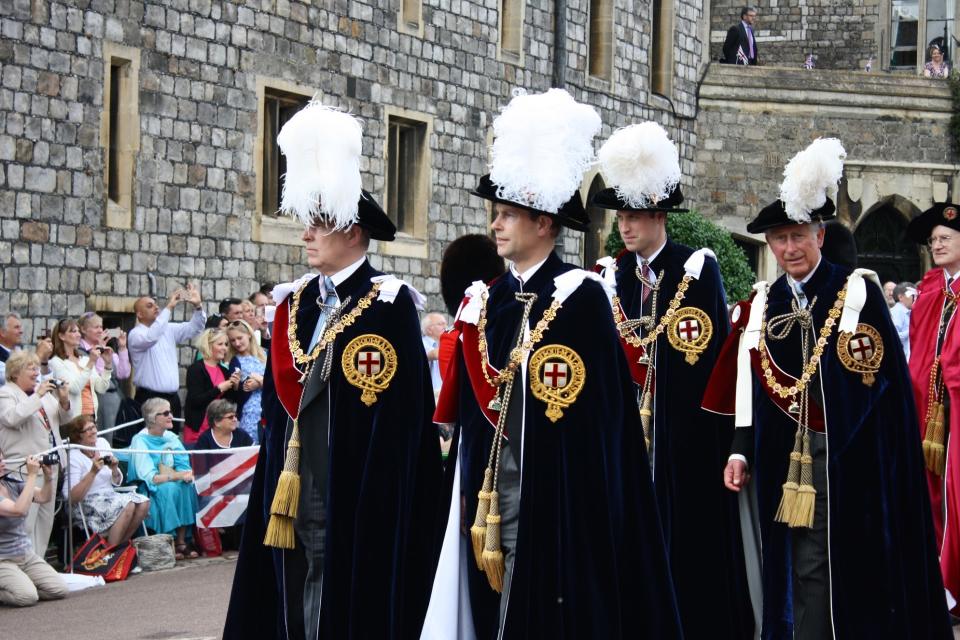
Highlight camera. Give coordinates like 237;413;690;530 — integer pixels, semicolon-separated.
49;379;65;389
40;453;60;466
100;455;115;466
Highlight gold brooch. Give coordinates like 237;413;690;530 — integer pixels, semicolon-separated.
667;307;713;364
836;323;883;386
529;345;586;422
341;334;398;406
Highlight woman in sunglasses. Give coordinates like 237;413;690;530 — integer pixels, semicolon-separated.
127;398;200;560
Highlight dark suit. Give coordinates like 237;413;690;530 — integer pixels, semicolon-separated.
722;21;758;65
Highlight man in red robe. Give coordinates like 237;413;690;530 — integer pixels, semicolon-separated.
908;201;960;612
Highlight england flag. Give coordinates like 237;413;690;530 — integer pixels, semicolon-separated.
193;448;259;528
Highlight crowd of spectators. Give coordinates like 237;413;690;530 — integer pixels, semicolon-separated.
0;283;274;606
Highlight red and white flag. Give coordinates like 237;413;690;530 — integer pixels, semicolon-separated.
193;448;259;529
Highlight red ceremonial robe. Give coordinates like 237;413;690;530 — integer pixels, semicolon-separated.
909;268;960;610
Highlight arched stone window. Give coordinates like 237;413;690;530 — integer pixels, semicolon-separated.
853;196;924;282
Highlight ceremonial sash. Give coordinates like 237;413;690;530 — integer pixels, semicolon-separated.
270;294;307;420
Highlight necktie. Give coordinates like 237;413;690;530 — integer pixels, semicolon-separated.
308;276;339;352
793;281;808;310
640;260;654;305
747;26;754;58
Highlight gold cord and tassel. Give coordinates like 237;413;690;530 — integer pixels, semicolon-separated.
470;468;493;568
480;490;504;592
775;426;803;525
639;389;653;452
264;419;302;549
790;431;817;528
922;358;947;476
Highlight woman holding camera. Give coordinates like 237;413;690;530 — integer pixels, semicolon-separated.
63;415;149;546
128;398;200;560
184;329;242;447
78;313;131;442
0;351;70;558
48;318;111;420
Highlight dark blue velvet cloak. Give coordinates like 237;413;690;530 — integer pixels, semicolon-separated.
223;260;444;640
452;251;683;639
749;260;950;639
615;241;753;640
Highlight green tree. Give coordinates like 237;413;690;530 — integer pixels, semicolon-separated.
604;210;755;301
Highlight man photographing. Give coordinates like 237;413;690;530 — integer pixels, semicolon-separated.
128;283;206;422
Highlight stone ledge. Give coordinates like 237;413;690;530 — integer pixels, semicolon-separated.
700;63;951;116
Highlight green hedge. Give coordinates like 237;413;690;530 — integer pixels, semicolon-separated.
604;210;755;301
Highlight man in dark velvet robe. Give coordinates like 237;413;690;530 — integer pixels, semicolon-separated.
421;174;682;639
592;182;753;640
223;102;442;640
705;198;951;640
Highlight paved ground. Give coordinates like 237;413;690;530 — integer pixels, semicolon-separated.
0;552;237;639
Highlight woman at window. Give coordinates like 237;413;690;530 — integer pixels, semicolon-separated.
923;44;950;78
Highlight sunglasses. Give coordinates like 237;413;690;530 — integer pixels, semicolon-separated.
154;410;172;417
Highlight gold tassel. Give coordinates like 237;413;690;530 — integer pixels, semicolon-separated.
480;490;505;593
263;514;296;549
264;420;302;549
790;431;817;529
926;402;947;476
639;390;653;451
470;467;494;569
775;427;803;524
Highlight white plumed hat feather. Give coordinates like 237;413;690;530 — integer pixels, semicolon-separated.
488;88;601;214
597;122;681;209
779;138;846;223
276;100;363;230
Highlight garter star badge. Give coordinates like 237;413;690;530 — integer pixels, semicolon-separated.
529;345;586;422
667;307;713;365
342;334;397;406
837;323;883;386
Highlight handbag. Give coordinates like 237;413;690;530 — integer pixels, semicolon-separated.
194;525;222;557
70;534;137;582
131;533;177;571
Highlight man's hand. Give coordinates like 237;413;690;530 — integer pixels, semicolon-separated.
184;282;202;308
166;290;182;310
36;337;53;363
723;458;750;492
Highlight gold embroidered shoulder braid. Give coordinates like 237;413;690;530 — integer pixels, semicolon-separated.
476;289;562;388
611;275;693;348
287;280;382;366
757;286;846;399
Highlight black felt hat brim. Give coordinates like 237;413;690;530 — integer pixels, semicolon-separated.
439;234;506;316
471;174;591;232
746;199;837;234
357;190;396;241
906;202;960;243
589;185;688;213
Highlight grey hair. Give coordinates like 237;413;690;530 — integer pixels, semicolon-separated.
142;397;171;427
420;312;445;335
206;399;237;427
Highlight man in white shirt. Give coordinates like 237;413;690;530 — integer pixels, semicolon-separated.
889;281;916;358
128;284;206;423
420;312;447;397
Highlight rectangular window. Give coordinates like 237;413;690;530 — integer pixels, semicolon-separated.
261;89;309;218
386;116;427;235
651;0;674;95
501;0;523;58
101;43;140;229
589;0;614;79
890;0;920;67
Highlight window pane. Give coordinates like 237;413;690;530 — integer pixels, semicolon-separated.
890;0;919;68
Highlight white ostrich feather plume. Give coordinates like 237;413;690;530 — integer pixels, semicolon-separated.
597;122;681;209
779;138;846;223
277;100;363;230
488;88;601;214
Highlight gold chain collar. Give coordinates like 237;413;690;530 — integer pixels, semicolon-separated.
609;260;693;348
287;279;382;366
476;289;562;389
757;285;847;399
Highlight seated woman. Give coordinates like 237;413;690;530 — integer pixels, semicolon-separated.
63;415;150;546
195;400;253;450
127;398;200;560
184;329;242;447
